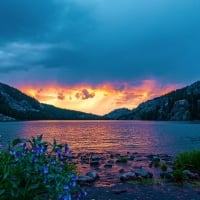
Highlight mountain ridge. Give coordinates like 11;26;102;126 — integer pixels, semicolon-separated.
0;82;101;121
106;81;200;121
1;81;200;121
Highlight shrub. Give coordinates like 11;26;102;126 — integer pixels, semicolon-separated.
119;156;128;163
160;163;168;171
0;135;86;200
174;150;200;172
153;159;160;168
173;169;186;183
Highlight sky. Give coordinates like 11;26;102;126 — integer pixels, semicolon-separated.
0;0;200;115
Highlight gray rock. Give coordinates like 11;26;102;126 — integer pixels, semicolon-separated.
183;170;199;179
86;171;99;180
90;160;100;166
0;114;15;122
119;169;125;173
120;172;137;181
152;156;160;162
134;168;153;178
110;189;127;194
77;175;94;184
91;155;100;161
129;155;135;161
107;160;114;164
104;164;113;168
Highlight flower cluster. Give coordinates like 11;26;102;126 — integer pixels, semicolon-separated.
0;135;86;200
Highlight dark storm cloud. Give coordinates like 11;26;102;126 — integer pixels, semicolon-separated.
0;0;59;42
0;67;28;73
75;89;95;100
0;0;200;85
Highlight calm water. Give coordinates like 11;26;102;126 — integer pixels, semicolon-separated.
0;120;200;155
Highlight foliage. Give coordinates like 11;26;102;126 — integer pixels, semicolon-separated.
172;169;186;183
174;150;200;172
119;156;128;163
160;163;168;171
153;159;160;168
0;135;86;200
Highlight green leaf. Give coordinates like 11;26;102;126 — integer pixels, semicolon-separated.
0;189;5;196
28;183;40;191
53;138;57;146
37;135;43;142
3;172;9;180
12;138;21;147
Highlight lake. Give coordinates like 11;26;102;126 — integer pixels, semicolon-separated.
0;120;200;155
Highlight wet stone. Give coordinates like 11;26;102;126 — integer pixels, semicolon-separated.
91;155;100;161
128;155;135;161
120;172;137;181
119;169;125;174
134;168;153;179
183;170;200;180
152;156;160;162
110;189;127;194
86;171;99;180
104;164;113;168
78;175;95;184
108;160;114;164
90;160;100;166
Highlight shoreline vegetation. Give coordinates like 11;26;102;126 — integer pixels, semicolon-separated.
1;136;200;199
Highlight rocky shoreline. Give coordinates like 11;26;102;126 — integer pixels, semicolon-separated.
66;151;200;199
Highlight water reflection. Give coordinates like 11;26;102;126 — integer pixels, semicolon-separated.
0;120;200;155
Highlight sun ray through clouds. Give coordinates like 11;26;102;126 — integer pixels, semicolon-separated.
18;80;180;115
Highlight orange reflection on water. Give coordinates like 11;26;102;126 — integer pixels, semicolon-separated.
18;120;166;154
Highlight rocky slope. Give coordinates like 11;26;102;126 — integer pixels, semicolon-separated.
104;108;131;120
0;82;101;121
106;81;200;121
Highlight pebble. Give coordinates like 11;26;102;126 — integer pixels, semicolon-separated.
110;189;127;194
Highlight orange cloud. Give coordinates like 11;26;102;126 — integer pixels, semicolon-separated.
18;80;181;115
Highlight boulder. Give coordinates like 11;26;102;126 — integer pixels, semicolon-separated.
183;170;199;180
110;189;127;194
91;155;100;161
120;172;137;181
90;160;100;166
134;168;153;179
78;171;99;184
104;164;113;168
86;171;99;180
77;176;94;184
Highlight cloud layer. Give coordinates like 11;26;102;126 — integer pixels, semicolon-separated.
0;0;200;87
0;1;199;113
19;80;180;115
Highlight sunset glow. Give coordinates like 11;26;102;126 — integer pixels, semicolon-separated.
19;80;180;115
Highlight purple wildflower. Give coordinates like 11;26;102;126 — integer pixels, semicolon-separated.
43;166;49;174
70;181;76;187
50;159;56;165
10;150;16;156
58;165;63;172
63;194;71;200
33;156;38;163
63;184;69;191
